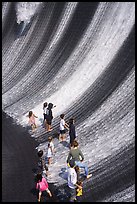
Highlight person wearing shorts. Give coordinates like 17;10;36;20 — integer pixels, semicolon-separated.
59;114;69;142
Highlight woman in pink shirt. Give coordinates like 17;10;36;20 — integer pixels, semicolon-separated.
36;173;52;202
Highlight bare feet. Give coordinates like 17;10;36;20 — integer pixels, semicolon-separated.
86;174;92;179
48;128;53;132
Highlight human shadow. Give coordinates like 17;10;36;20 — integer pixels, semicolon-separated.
59;167;68;181
60;141;70;149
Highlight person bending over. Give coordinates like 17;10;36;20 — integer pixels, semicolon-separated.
67;140;92;179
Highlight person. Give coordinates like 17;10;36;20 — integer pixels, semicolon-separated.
74;165;80;181
67;159;82;202
36;172;52;202
37;150;49;177
28;111;38;132
69;118;76;148
59;114;69;142
46;103;56;132
47;136;55;165
43;102;48;129
76;180;83;202
66;140;92;179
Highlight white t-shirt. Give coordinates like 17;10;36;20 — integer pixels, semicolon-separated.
43;107;47;114
47;141;54;157
60;119;65;130
67;167;77;189
47;147;52;157
50;141;54;151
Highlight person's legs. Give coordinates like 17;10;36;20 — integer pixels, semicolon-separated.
75;161;88;177
70;138;74;148
32;124;36;132
48;121;53;131
46;119;49;131
69;187;76;202
48;125;52;131
61;130;66;141
38;191;42;202
46;189;52;197
76;196;82;202
44;119;46;129
48;157;52;165
59;131;64;142
62;133;66;141
46;120;52;131
59;133;63;141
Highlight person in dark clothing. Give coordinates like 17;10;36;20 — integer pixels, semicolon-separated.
69;118;76;147
46;103;56;132
37;150;49;177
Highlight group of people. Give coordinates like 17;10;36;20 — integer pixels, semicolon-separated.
43;102;56;132
28;102;77;148
35;136;55;202
66;140;92;202
28;102;92;202
59;113;77;148
36;140;92;202
28;102;56;132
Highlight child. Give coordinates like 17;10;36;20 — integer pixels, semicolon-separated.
47;136;54;165
36;173;52;202
28;111;38;132
59;114;69;142
37;150;49;177
43;102;48;129
76;180;83;202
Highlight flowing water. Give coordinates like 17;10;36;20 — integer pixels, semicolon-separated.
2;2;135;202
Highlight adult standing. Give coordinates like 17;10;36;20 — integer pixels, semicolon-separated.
69;118;76;147
46;103;56;132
